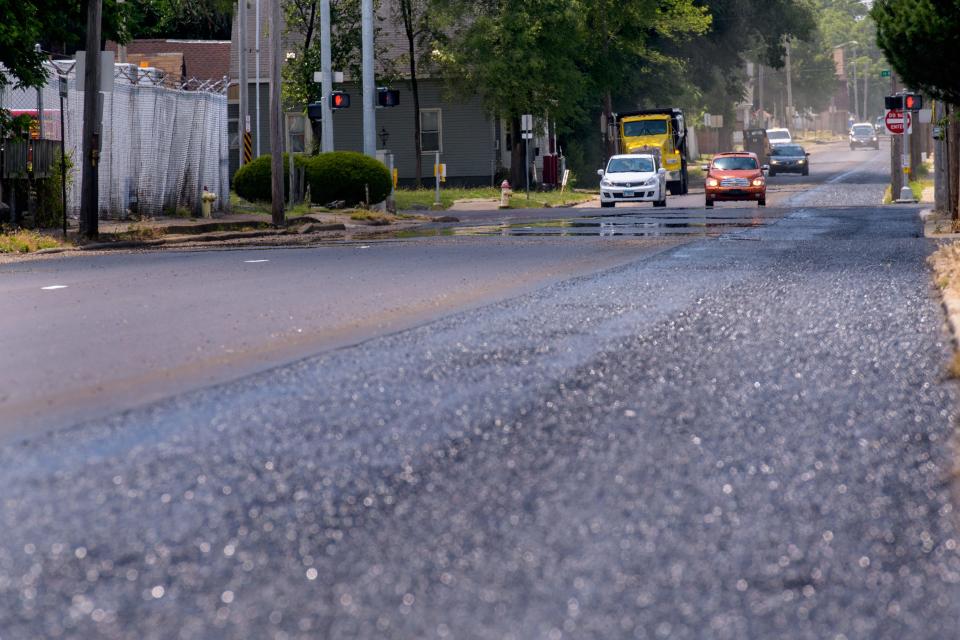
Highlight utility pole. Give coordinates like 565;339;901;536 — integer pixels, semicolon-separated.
934;99;947;213
851;44;859;121
255;0;262;157
80;0;102;240
361;0;376;157
269;0;284;225
116;0;126;63
319;0;334;152
238;0;249;167
757;64;764;126
785;40;793;130
889;72;904;200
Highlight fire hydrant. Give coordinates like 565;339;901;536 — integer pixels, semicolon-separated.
499;180;512;209
201;186;217;218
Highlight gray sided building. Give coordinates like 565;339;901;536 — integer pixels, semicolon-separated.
229;0;500;187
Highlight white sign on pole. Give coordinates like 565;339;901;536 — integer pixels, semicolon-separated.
333;71;344;83
560;169;571;192
521;114;533;132
919;108;932;124
313;71;322;83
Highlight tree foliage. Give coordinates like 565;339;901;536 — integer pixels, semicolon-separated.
872;0;960;104
0;0;129;137
128;0;234;40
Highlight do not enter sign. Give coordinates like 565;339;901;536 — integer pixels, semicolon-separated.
885;109;912;135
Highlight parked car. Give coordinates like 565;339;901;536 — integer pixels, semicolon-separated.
765;128;793;147
849;123;880;150
597;154;668;208
767;143;810;176
703;152;767;208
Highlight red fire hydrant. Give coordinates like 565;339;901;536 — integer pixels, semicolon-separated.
499;180;512;209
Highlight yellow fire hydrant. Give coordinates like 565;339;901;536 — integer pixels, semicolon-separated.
499;180;512;209
201;187;217;218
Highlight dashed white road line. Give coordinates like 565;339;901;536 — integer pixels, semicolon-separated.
244;259;270;263
41;285;68;290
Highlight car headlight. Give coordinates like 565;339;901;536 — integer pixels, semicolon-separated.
643;177;658;186
798;159;805;164
771;160;781;164
752;178;765;186
600;179;612;187
706;178;719;187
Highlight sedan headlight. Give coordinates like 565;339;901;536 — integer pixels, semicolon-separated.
752;178;765;186
798;159;805;164
600;179;612;187
706;177;719;187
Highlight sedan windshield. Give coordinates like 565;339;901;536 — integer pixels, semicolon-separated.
712;156;758;171
852;125;874;136
767;131;790;141
623;120;668;136
607;157;655;173
770;145;805;156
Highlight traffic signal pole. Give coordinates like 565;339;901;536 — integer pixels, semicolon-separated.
320;0;334;152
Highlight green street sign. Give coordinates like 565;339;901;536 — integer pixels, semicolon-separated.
880;69;891;78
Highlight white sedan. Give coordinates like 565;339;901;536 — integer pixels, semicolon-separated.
597;154;668;208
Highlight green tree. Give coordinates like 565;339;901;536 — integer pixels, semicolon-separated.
128;0;233;40
394;0;446;186
436;0;592;186
0;0;129;137
872;0;960;104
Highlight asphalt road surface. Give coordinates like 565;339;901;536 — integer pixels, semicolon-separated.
3;140;960;639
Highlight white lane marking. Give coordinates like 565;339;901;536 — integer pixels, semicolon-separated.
359;245;371;249
244;259;270;263
41;285;68;290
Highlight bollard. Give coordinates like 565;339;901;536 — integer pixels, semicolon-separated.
499;180;512;209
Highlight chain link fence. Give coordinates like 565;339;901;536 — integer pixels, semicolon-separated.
1;62;229;219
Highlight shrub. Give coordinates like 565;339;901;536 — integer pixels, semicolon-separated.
233;153;297;202
301;152;391;206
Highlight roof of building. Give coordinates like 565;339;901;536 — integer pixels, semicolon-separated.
106;39;231;83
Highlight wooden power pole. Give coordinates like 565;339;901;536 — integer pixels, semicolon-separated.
269;0;285;225
79;0;102;240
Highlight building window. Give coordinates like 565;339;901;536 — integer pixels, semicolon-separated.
228;119;239;150
420;109;441;153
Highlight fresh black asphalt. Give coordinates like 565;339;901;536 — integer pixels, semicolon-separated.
2;146;959;638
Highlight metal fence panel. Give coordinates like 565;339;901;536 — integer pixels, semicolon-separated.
1;62;229;219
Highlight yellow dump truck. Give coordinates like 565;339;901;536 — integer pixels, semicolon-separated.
614;108;689;195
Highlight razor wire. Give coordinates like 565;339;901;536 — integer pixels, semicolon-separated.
1;62;229;219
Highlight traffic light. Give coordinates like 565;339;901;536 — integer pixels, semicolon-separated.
904;93;923;110
885;95;903;110
330;91;351;109
377;88;400;107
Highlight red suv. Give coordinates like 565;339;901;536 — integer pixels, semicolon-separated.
703;152;767;207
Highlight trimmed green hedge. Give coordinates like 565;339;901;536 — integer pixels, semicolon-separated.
301;152;391;206
233;153;295;202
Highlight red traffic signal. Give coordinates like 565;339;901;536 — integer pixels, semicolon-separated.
904;93;922;110
331;91;350;109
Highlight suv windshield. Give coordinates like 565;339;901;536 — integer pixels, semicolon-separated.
623;120;668;136
852;125;874;136
770;145;804;156
607;157;655;173
712;156;758;171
